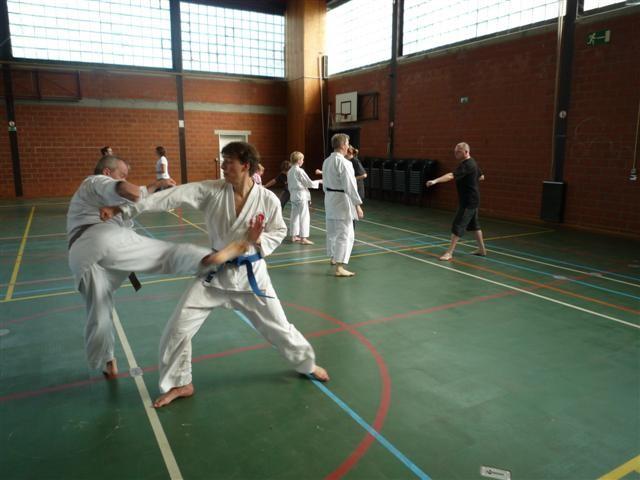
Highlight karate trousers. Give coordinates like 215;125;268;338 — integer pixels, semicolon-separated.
157;279;316;393
71;225;210;370
289;200;310;238
325;218;355;264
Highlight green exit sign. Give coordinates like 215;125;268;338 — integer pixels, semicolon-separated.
587;29;611;46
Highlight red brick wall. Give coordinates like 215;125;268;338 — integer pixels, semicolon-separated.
0;71;286;197
565;14;639;234
12;104;181;197
185;111;287;183
0;104;14;197
328;11;640;235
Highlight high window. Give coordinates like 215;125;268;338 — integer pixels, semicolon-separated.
403;0;561;56
180;2;285;78
326;0;393;75
7;0;172;68
582;0;624;9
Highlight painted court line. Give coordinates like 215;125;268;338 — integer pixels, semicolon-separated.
168;210;208;233
460;248;640;302
0;290;506;403
309;377;431;480
4;206;35;301
232;309;430;480
111;309;183;480
304;221;639;330
598;454;640;480
485;244;640;286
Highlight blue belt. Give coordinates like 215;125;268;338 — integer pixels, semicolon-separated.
204;252;273;298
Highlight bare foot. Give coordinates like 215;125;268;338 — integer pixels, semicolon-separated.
103;359;118;379
153;383;195;408
470;249;487;257
311;365;330;382
299;238;314;245
335;265;355;277
330;258;336;265
439;252;453;261
291;236;301;243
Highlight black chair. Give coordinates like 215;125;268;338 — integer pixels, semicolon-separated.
370;158;384;197
361;157;372;197
392;159;410;202
408;160;426;195
420;159;439;206
424;159;438;181
382;159;395;199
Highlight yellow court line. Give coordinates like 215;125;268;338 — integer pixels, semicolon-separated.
0;231;66;242
1;289;76;303
598;454;640;480
0;227;558;304
168;210;208;234
4;207;36;301
0;275;194;304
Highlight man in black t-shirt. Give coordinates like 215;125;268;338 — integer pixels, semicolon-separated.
426;142;486;261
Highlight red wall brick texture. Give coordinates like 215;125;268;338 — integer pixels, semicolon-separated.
0;72;287;197
328;11;639;235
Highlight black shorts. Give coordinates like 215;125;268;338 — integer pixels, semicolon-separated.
451;207;480;237
279;189;290;208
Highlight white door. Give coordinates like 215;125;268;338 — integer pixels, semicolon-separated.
216;131;250;178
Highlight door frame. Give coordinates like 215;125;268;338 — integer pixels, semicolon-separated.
215;130;251;178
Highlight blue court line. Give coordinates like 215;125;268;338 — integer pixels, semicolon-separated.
413;233;640;302
8;232;637;304
308;378;431;480
485;244;640;282
267;238;442;267
134;219;156;239
421;231;640;283
232;310;431;480
469;252;640;301
7;272;182;297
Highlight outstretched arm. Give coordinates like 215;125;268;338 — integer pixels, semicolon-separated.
426;172;454;187
114;178;176;202
263;178;277;188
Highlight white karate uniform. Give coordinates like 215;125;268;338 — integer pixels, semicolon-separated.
156;156;170;180
119;180;317;393
321;152;362;264
287;164;321;238
67;175;210;370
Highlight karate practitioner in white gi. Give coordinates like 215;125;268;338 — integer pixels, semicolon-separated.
101;142;329;407
67;155;200;377
68;155;244;378
287;151;322;244
322;133;364;277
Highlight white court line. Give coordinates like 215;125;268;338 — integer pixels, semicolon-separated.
320;210;638;289
307;221;640;330
477;247;640;289
111;309;183;480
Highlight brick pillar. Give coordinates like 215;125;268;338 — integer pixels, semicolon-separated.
286;0;326;169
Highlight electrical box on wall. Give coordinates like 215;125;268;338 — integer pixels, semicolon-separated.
335;91;358;123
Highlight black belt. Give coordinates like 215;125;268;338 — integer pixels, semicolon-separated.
326;188;345;192
68;223;141;291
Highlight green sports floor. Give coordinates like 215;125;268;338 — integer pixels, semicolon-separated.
0;193;638;480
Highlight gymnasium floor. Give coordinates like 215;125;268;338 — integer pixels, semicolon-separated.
0;192;638;480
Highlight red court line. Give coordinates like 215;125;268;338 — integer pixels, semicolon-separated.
0;291;504;409
0;376;110;402
355;291;519;328
282;302;392;480
413;248;640;315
